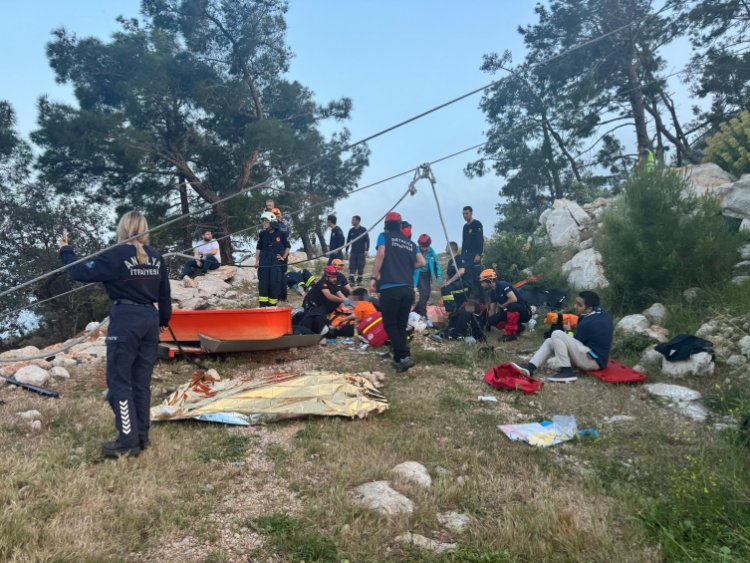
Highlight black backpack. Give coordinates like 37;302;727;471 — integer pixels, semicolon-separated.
654;334;714;362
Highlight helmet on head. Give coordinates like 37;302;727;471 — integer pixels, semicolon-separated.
324;265;338;277
479;268;497;282
272;208;282;217
400;221;412;238
385;211;402;223
260;211;276;222
417;234;431;246
331;258;344;271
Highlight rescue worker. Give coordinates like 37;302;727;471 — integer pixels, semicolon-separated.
369;212;426;373
330;258;353;297
272;208;289;235
461;206;484;301
59;210;171;458
440;241;469;312
481;268;532;341
295;265;348;333
345;215;369;286
638;145;655;172
413;234;442;317
255;211;290;307
272;208;289;300
400;221;412;239
327;214;345;264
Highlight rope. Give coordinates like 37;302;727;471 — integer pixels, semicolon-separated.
0;21;637;302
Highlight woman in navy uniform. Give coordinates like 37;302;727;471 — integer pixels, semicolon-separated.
59;210;171;458
255;211;290;307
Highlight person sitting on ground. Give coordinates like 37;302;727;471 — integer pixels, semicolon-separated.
180;230;221;279
445;300;487;341
481;268;532;342
327;214;345;264
413;234;442;317
440;241;469;312
339;287;378;324
512;290;613;383
330;258;353;297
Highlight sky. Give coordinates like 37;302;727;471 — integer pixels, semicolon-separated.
1;1;695;253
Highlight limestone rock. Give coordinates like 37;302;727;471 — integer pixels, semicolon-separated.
175;297;209;311
196;276;231;297
740;243;750;261
50;366;70;379
639;347;663;367
740;219;750;232
539;208;553;227
719;175;750;220
0;345;41;360
660;352;715;378
645;383;702;402
738;335;750;359
545;199;591;247
561;248;609;289
734;260;750;273
350;481;414;515
437;511;470;532
732;275;750;286
395;533;455;553
676;402;709;423
287;251;308;265
169;282;199;302
390;461;432;489
30;420;42;432
182;276;198;288
211;265;237;282
695;320;719;339
578;238;593;250
642;303;667;326
85;321;100;333
676;163;735;196
18;409;42;420
683;287;700;302
51;357;77;368
616;314;650;335
232;261;259;284
726;355;747;368
13;365;51;386
648;325;670;343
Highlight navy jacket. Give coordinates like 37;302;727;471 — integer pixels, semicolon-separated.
574;307;614;369
329;225;345;253
60;244;172;327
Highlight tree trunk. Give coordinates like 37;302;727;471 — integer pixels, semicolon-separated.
177;174;191;249
214;202;234;265
625;53;651;151
541;123;563;199
316;224;328;254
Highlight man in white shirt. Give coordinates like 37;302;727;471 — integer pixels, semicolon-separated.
180;230;222;278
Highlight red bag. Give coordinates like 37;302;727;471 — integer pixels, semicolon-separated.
357;312;388;347
484;363;544;395
588;359;647;384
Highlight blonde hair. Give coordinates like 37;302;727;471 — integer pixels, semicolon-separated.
116;210;150;265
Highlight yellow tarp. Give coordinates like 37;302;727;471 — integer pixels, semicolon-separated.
150;370;388;425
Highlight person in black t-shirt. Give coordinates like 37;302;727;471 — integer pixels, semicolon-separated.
440;241;470;312
345;215;369;285
303;265;347;314
330;258;353;297
369;212;425;373
327;214;345;264
461;205;485;301
481;269;532;341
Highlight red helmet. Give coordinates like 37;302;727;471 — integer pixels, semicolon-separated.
417;234;431;246
324;265;338;277
400;221;412;238
385;211;402;223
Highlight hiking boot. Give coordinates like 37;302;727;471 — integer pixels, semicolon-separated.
102;440;141;458
548;367;578;383
511;362;536;377
394;356;415;373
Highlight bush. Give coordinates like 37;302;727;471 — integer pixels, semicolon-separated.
704;111;750;177
598;167;744;310
482;232;550;280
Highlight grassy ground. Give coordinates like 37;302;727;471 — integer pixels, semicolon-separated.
3;324;750;562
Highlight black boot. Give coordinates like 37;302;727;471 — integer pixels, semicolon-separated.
102;440;142;458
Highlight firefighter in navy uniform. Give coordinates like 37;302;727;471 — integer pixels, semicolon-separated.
440;241;470;312
255;211;290;307
481;268;532;341
59;211;171;458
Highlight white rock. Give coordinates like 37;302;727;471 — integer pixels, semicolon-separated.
660;352;715;378
13;365;51;386
0;345;41;359
642;303;667;326
740;243;750;261
176;297;208;311
604;415;637;424
719;175;750;220
390;461;432;489
210;265;238;282
50;366;70;379
84;346;108;359
578;238;593;250
437;511;470;532
539;208;553;228
287;251;308;265
395;533;455;553
645;383;702;402
683;287;700;302
350;481;414;515
231;261;259;284
545;206;581;247
676;163;735;196
639;348;663;367
695;321;719;339
738;335;750;359
196;276;231;297
733;260;750;272
673;402;709;423
51;357;77;368
561;248;609;289
85;321;100;333
727;355;747;367
740;219;750;233
169;281;199;302
18;409;42;420
732;276;750;286
30;420;42;432
648;325;670;343
617;314;651;336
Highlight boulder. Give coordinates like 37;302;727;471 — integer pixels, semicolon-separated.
437;511;470;533
561;248;609;289
719;175;750;220
676;163;735;196
660;352;715;377
675;402;709;423
50;366;71;379
51;357;77;368
196;276;231;297
738;335;750;359
732;275;750;286
642;303;667;326
85;321;101;333
395;533;455;554
683;287;700;302
0;345;41;360
18;409;42;420
13;365;51;387
733;261;750;274
232;262;259;284
545;199;592;247
740;219;750;233
695;320;719;339
639;347;663;367
350;481;414;515
210;265;237;282
726;355;747;368
539;208;553;227
740;243;750;261
616;314;650;336
390;461;432;489
578;238;593;250
169;282;199;302
287;251;308;265
645;383;702;402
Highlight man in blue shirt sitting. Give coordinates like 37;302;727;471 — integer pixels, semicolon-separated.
512;290;613;383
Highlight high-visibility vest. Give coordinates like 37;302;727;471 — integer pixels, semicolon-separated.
641;148;655;172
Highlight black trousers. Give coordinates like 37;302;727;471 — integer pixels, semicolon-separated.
461;254;486;303
440;280;469;312
258;263;282;306
379;285;414;363
415;270;432;316
106;303;159;448
348;252;366;283
488;302;532;327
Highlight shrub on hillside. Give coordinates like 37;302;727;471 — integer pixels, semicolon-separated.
482;233;550;280
598;167;743;310
704;111;750;177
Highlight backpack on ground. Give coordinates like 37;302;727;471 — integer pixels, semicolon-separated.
357;312;388;347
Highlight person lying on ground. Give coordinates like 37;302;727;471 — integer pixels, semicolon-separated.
512;290;613;383
339;287;378;324
481;268;532;342
440;241;469;312
180;230;221;279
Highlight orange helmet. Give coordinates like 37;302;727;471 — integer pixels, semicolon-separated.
272;207;282;217
479;268;497;282
331;258;345;271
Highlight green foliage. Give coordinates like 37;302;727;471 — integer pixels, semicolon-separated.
704;111;750;177
482;233;551;279
598;167;744;310
256;513;339;562
610;333;656;365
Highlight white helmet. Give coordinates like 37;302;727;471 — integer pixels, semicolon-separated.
261;211;276;222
